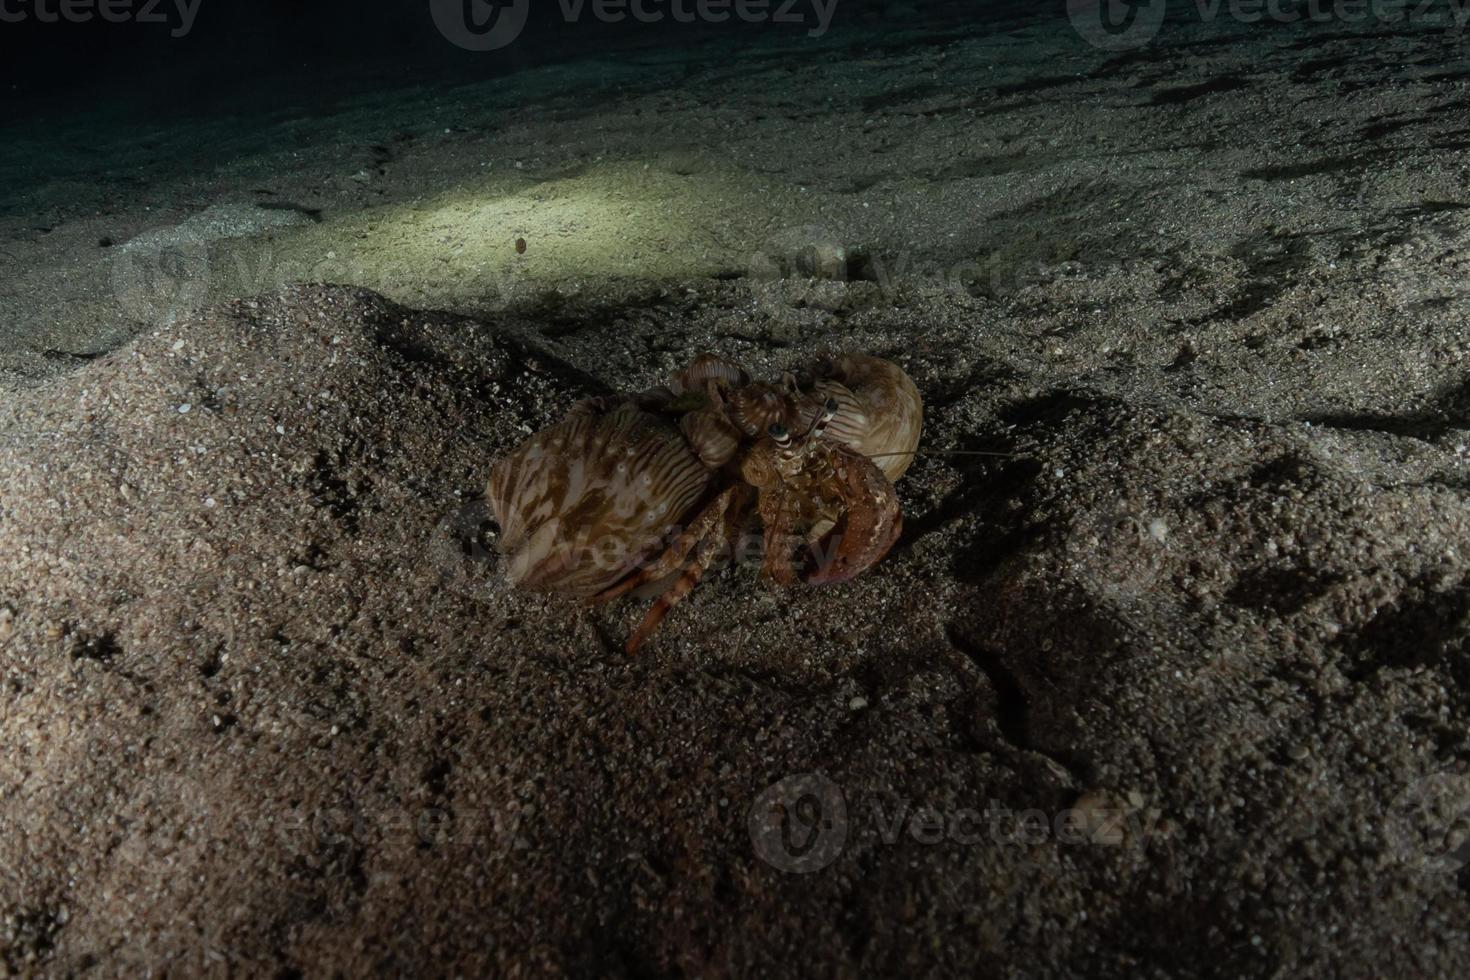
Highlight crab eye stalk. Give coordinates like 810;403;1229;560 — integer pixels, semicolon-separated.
768;422;791;445
824;397;839;416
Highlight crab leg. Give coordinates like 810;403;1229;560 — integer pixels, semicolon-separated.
758;493;804;587
625;536;719;654
804;449;903;586
588;486;737;606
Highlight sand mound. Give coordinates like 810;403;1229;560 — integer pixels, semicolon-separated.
0;285;1467;975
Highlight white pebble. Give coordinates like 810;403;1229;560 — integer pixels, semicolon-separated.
177;403;192;414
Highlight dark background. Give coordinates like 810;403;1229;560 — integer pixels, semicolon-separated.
0;0;1006;123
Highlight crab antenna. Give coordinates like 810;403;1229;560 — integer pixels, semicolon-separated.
801;396;839;441
866;448;1017;459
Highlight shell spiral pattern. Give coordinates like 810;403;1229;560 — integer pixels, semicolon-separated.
798;354;923;482
487;400;712;596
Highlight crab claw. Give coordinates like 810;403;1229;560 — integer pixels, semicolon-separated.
803;449;903;585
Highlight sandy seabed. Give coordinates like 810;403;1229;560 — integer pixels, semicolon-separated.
1;3;1469;976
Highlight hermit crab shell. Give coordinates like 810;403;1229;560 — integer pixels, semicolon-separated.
679;407;741;469
727;382;790;438
800;353;923;482
487;400;712;596
669;353;749;396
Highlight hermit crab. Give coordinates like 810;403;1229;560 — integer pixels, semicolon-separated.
487;353;923;652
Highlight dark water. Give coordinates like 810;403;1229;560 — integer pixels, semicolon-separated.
3;0;1030;121
0;0;1054;214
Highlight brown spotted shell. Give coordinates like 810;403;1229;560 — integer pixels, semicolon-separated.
487;399;712;595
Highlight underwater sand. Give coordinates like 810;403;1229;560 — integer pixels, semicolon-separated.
1;5;1469;975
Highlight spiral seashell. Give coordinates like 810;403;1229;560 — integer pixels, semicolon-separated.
487;400;712;595
798;354;922;481
727;382;792;438
669;353;750;396
679;407;741;469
